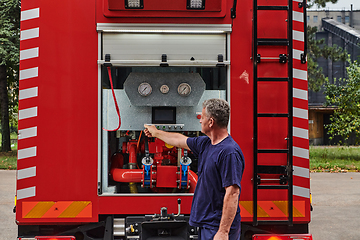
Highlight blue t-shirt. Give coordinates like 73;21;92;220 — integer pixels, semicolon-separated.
187;135;245;230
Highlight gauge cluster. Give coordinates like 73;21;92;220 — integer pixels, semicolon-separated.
124;72;205;106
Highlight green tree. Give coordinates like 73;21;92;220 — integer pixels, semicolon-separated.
324;60;360;144
0;0;20;152
306;0;347;92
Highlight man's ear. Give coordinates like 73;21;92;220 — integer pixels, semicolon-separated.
209;117;214;128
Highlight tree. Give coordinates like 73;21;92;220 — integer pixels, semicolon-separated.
324;60;360;144
0;0;20;152
306;0;347;92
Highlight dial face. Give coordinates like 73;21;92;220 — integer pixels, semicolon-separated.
177;83;191;96
138;82;152;96
160;84;170;94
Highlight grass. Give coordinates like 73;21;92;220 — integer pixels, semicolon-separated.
0;151;17;170
310;146;360;172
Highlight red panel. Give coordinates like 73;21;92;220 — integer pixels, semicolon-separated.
258;81;288;114
156;166;178;188
108;0;222;12
257;11;288;39
258;117;288;149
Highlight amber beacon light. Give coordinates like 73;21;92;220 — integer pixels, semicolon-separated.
252;234;313;240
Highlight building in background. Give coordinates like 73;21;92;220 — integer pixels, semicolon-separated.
307;9;360;145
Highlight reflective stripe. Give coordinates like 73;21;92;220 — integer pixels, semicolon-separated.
19;107;38;120
293;185;310;198
293;68;307;81
20;47;39;60
293;11;303;23
17;186;36;200
23;201;92;218
18;166;36;180
18;146;37;160
293;165;309;178
293;126;308;139
293;146;309;159
293;30;304;42
19;87;38;100
21;8;39;21
239;201;306;218
20;27;39;41
293;107;308;120
293;87;307;100
293;49;302;61
18;127;37;140
20;67;38;80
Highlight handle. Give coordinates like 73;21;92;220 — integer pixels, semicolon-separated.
299;0;307;64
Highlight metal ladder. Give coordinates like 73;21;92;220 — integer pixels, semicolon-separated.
253;0;294;227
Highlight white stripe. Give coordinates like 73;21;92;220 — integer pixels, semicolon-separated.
293;49;302;61
292;0;302;2
17;167;36;180
20;27;39;41
293;88;308;100
293;107;308;120
19;87;38;100
18;127;37;140
20;47;39;60
18;146;37;160
19;107;38;120
293;185;310;198
293;126;308;139
17;186;36;200
293;30;304;42
20;67;38;80
293;11;303;23
293;166;309;178
293;146;309;159
21;8;40;21
293;68;307;81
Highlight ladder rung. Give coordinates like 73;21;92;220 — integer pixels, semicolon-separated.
257;113;289;117
257;38;289;46
257;77;289;81
257;6;289;10
257;165;287;174
258;185;289;189
257;149;289;154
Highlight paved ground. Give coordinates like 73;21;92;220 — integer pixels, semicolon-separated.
0;170;17;240
309;172;360;240
1;170;360;240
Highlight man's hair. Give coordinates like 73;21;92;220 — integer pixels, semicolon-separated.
202;98;230;128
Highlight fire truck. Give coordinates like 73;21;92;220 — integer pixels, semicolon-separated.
16;0;311;239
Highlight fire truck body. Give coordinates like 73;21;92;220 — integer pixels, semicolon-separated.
17;0;310;239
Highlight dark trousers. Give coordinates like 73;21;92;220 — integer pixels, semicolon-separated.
198;226;240;240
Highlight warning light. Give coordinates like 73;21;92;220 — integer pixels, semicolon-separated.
125;0;143;9
252;234;313;240
187;0;205;9
35;236;75;240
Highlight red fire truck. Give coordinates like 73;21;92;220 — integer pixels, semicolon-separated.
16;0;311;239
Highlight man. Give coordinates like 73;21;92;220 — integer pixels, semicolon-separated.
144;98;245;240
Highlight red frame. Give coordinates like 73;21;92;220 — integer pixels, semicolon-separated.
17;0;309;228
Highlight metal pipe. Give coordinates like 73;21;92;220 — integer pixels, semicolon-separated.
111;169;143;182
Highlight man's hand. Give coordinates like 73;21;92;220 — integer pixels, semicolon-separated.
213;231;228;240
143;124;158;138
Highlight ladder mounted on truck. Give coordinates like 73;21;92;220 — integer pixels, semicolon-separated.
253;0;294;227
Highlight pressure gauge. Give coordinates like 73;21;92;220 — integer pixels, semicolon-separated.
177;83;191;96
138;82;152;96
160;84;170;94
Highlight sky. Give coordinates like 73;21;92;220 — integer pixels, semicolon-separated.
310;0;360;10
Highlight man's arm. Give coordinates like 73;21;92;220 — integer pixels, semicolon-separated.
144;124;189;150
213;184;240;240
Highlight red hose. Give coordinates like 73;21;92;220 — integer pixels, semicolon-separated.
188;170;198;193
111;169;143;182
